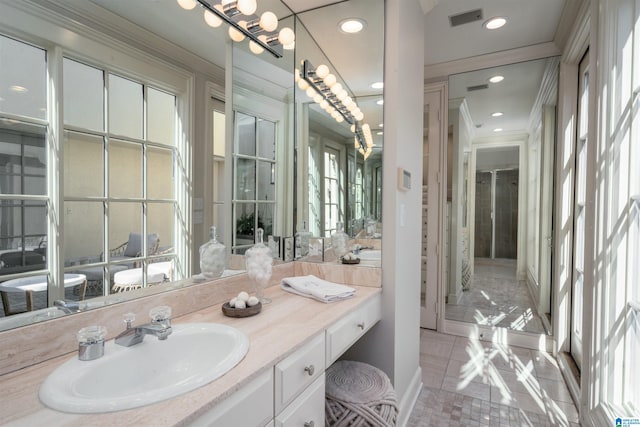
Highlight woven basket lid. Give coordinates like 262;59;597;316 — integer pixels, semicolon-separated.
325;360;393;404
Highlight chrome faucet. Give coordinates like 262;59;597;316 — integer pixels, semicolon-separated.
115;306;172;347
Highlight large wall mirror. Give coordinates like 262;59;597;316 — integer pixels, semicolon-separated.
294;0;384;241
443;57;559;336
0;0;383;331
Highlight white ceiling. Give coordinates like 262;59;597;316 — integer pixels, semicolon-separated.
77;0;569;143
422;0;566;66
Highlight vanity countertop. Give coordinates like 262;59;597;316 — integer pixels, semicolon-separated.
0;284;382;426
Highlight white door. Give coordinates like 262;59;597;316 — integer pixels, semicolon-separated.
421;87;445;329
571;50;590;369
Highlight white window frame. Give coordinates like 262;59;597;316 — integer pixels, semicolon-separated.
0;6;193;304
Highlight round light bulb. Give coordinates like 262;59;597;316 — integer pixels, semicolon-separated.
336;116;344;123
337;90;348;101
343;96;353;107
283;41;295;50
249;40;264;54
324;73;337;87
320;99;329;109
306;87;316;98
347;103;357;112
315;64;329;79
331;83;343;95
278;27;295;45
229;25;245;42
204;9;223;28
260;11;278;32
298;79;309;90
350;125;356;132
313;93;323;103
177;0;197;10
237;0;257;15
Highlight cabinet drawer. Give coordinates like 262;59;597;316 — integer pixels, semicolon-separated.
189;369;273;427
274;375;325;427
325;293;382;365
274;333;325;415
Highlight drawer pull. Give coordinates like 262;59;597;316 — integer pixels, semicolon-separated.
357;322;365;330
304;365;315;376
304;421;315;427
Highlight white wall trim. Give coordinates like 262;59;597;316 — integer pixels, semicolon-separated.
397;367;423;427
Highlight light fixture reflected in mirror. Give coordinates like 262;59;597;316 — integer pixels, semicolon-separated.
178;0;295;58
297;59;375;159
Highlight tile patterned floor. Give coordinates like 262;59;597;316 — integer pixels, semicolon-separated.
445;258;546;334
408;329;580;426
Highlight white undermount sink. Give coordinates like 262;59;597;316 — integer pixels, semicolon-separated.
39;322;249;413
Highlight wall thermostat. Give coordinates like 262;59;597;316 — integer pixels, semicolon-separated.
398;168;411;191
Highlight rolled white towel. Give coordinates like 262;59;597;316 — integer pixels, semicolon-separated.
281;275;355;303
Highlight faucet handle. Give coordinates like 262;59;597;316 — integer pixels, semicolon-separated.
123;312;136;329
77;325;107;361
149;305;172;323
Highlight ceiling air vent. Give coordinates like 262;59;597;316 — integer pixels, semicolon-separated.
449;9;483;27
467;84;489;92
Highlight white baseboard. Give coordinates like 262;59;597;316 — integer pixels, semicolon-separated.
397;367;423;427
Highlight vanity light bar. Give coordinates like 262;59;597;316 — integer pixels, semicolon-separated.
301;60;356;124
300;60;372;157
194;0;285;58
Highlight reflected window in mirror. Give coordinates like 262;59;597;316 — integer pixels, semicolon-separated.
0;35;49;304
232;111;276;253
0;30;188;319
64;63;179;298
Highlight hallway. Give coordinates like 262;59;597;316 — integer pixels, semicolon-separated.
445;258;546;334
408;329;579;426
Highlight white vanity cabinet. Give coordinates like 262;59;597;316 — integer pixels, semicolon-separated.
189;293;382;427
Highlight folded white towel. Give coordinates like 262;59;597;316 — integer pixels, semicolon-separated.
281;275;356;303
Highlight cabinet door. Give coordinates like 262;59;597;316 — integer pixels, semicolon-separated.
189;369;273;427
274;375;325;427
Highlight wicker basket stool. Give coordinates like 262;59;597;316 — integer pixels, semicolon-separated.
325;360;398;427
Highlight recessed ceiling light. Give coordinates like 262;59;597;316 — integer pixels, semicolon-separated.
339;18;366;34
371;81;384;89
377;131;383;136
379;123;384;128
376;99;384;105
491;112;504;117
484;17;507;30
493;128;503;132
9;85;28;93
489;75;504;83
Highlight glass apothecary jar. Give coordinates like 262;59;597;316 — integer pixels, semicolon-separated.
245;228;273;304
199;226;226;279
331;222;348;261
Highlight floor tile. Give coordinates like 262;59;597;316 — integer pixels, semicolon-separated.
411;330;581;426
